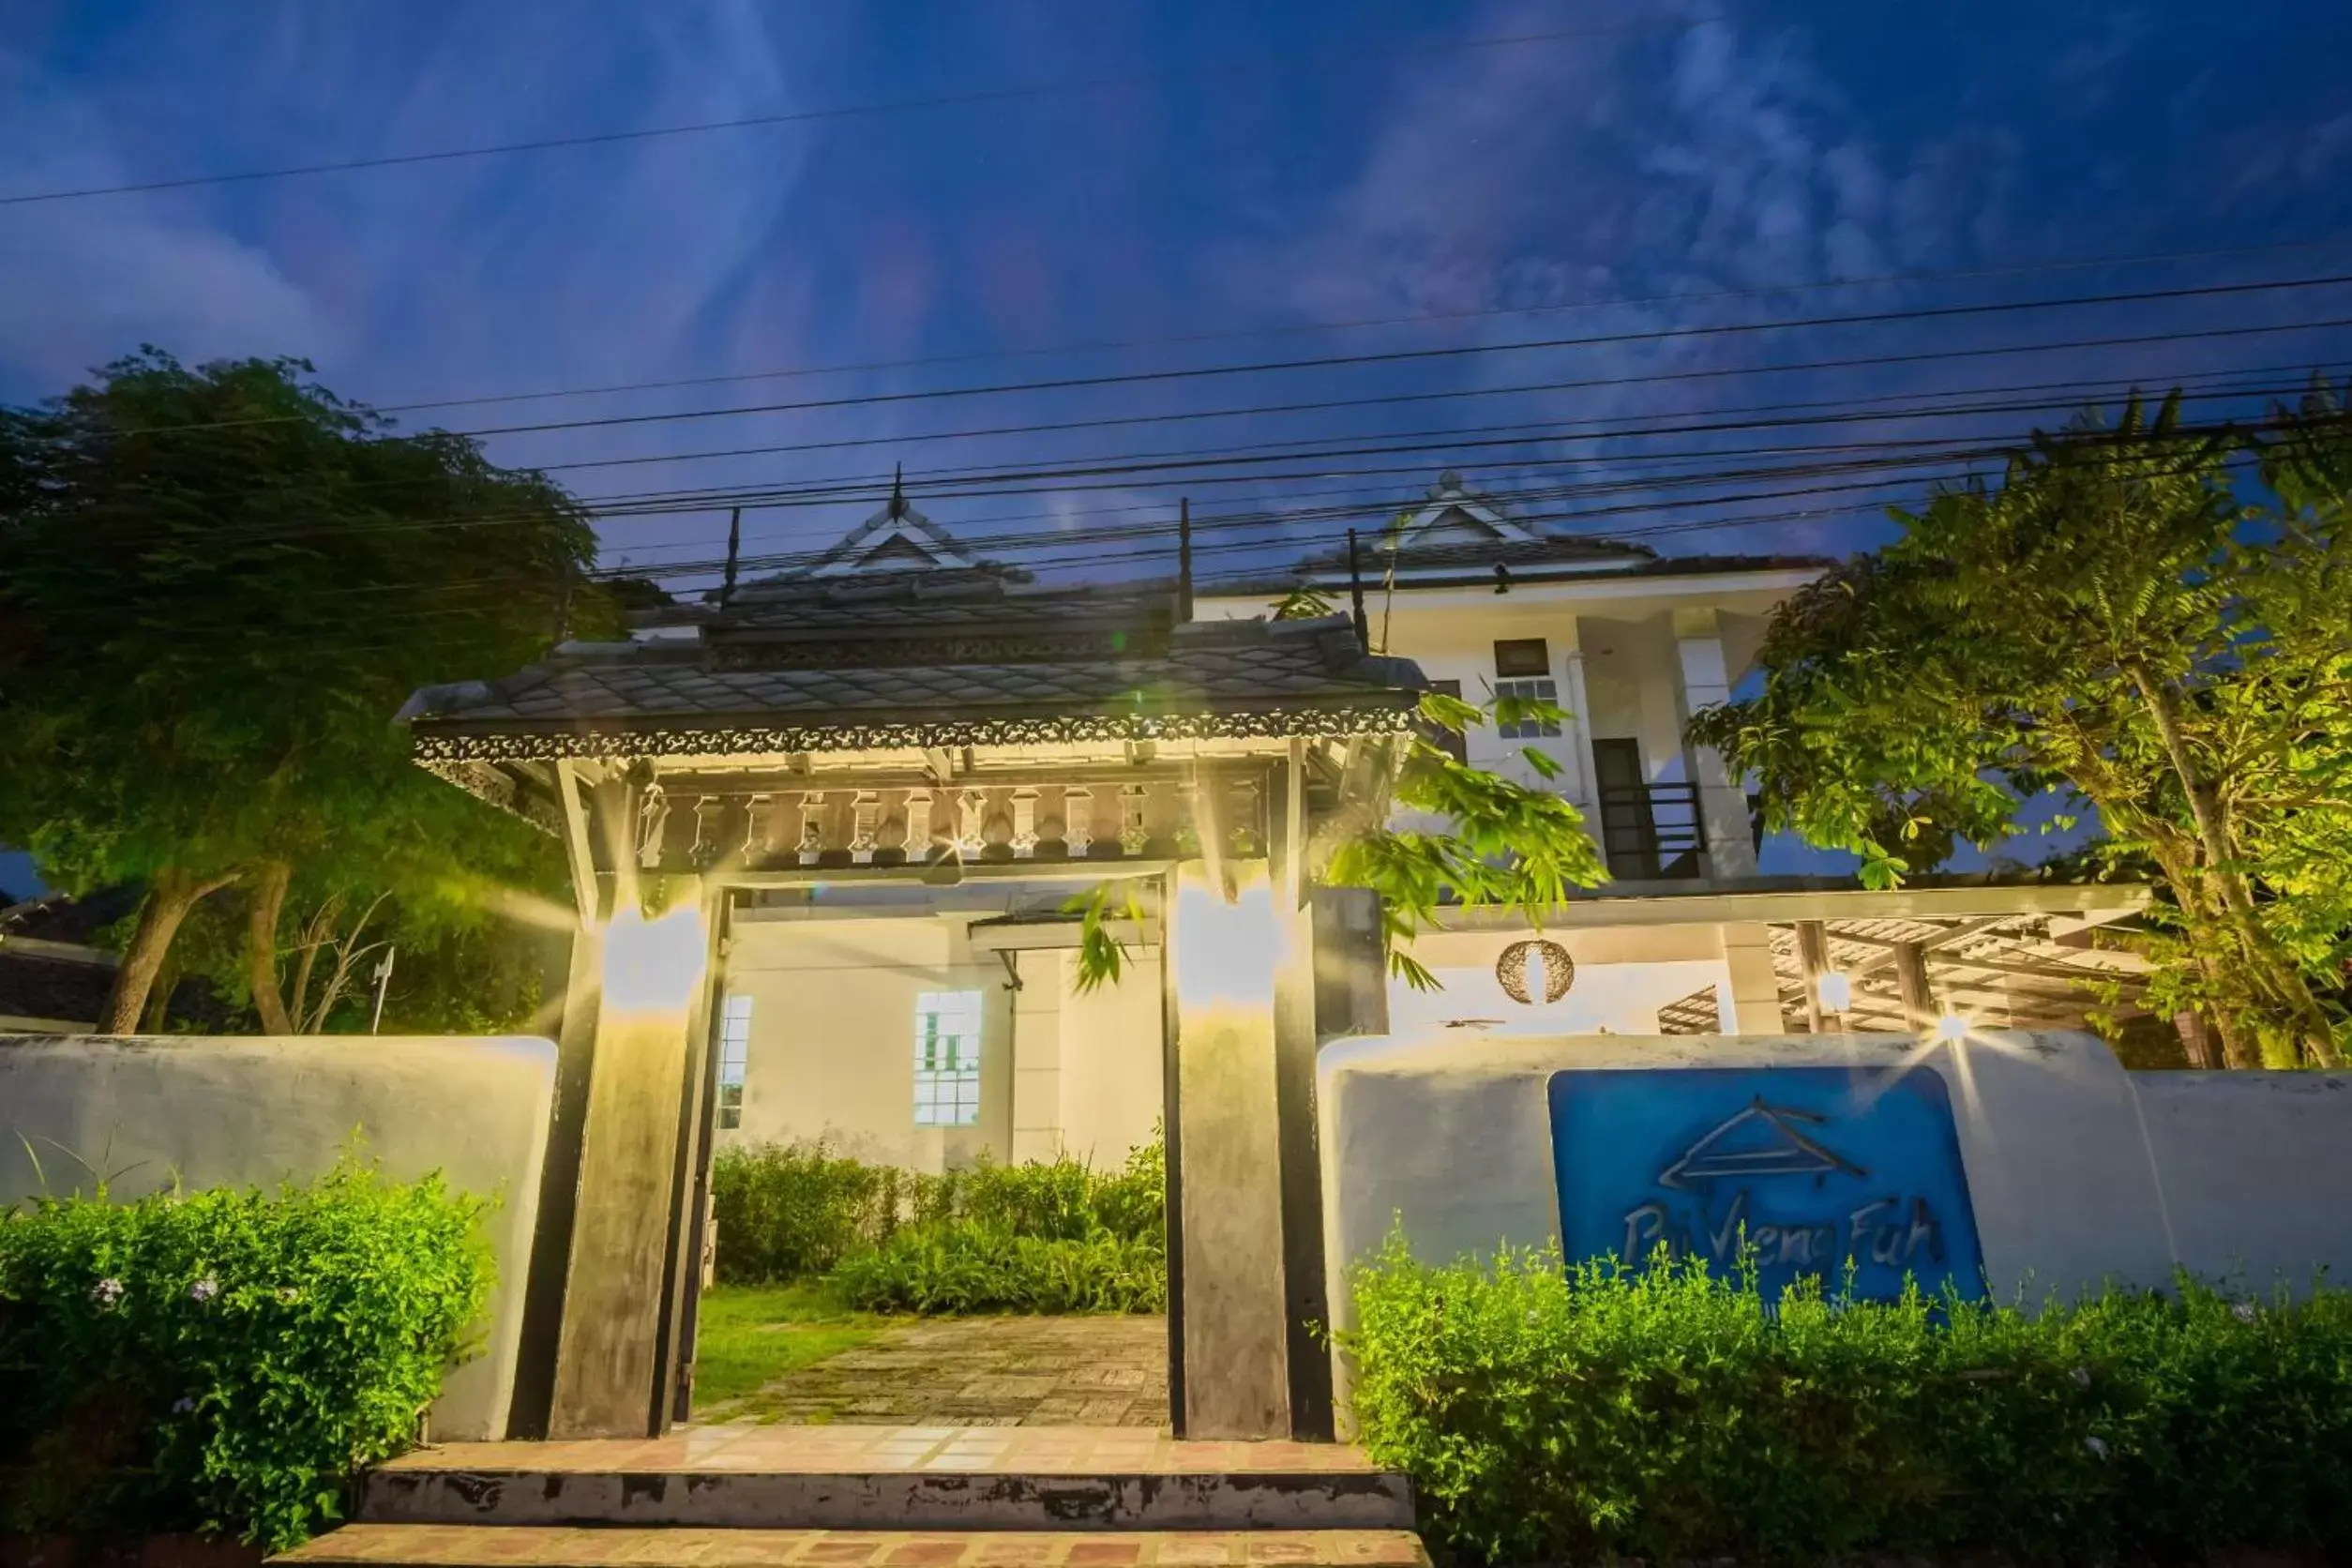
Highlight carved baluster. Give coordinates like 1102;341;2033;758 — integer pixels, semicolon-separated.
958;787;989;856
903;789;934;859
1062;786;1093;856
744;792;780;862
1010;788;1039;858
850;791;880;865
689;795;726;867
636;783;671;870
1119;782;1150;855
796;791;827;865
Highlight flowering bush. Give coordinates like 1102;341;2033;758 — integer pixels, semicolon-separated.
1347;1231;2352;1565
0;1162;490;1550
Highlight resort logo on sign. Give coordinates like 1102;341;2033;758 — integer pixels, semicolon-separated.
1546;1066;1985;1301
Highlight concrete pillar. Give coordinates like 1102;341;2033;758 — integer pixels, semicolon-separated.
1715;921;1786;1034
1672;608;1758;880
1557;616;1602;814
548;900;712;1438
1168;859;1291;1439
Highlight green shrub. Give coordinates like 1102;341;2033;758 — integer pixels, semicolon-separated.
0;1162;490;1552
710;1139;903;1283
1348;1232;2352;1566
832;1224;1167;1315
713;1135;1164;1285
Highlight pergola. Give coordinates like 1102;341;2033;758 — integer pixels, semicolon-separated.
401;563;1420;1441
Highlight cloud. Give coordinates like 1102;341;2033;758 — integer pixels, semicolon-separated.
0;54;330;394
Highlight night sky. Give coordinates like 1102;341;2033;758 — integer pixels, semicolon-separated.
3;2;2350;892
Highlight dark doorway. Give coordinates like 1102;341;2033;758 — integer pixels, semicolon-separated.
1593;739;1705;880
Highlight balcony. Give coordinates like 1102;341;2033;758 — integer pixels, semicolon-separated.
1596;781;1708;880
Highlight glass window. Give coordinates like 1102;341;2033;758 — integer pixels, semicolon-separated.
1495;677;1562;738
913;989;984;1127
716;994;752;1130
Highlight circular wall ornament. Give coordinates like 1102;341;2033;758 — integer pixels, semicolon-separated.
1496;938;1575;1004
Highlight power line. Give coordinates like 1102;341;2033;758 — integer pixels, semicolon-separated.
108;272;2352;444
0;17;1708;207
339;237;2352;418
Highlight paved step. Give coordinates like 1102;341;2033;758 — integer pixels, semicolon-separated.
275;1525;1430;1568
359;1430;1414;1533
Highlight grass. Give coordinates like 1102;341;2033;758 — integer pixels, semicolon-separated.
689;1280;882;1413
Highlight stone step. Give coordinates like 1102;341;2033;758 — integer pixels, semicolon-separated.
275;1525;1431;1568
358;1432;1414;1533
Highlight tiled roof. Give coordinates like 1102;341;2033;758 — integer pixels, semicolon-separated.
1214;547;1833;597
401;612;1422;761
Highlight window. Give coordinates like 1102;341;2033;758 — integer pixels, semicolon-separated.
1492;638;1551;677
716;995;752;1130
913;989;983;1127
1494;678;1561;738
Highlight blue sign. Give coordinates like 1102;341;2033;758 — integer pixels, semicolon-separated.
1547;1066;1984;1302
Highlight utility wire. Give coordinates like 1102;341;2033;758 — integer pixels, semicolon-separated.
326;236;2352;418
107;272;2352;443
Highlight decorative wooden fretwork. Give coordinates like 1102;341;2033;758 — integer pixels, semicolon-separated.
957;788;988;856
745;792;781;859
705;629;1160;671
1119;784;1150;855
412;705;1413;763
690;795;725;867
903;790;933;857
1062;786;1093;854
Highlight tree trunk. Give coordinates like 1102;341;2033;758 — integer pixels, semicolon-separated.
2130;667;2341;1067
246;859;296;1036
101;869;233;1033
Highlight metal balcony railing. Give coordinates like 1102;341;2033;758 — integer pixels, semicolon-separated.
1597;781;1708;880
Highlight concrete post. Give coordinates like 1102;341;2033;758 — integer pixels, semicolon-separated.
1672;608;1757;880
548;898;712;1438
1715;921;1787;1033
1168;859;1292;1439
1894;941;1933;1030
1557;616;1602;815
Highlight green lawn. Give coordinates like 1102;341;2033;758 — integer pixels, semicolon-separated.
689;1281;882;1412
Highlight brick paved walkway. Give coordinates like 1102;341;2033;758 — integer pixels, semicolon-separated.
278;1525;1429;1566
714;1315;1169;1427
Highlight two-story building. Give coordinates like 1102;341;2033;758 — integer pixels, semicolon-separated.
1199;470;2157;1048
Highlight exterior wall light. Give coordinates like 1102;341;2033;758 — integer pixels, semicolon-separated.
601;902;710;1016
1935;1011;1969;1042
1816;972;1853;1013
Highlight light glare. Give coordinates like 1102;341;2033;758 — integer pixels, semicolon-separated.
1816;971;1853;1012
601;902;709;1015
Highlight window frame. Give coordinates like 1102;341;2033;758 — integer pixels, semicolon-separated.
1493;676;1563;739
912;988;984;1128
1492;638;1551;678
715;994;753;1131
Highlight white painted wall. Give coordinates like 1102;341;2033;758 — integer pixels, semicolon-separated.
1319;1030;2352;1359
723;915;1161;1172
0;1033;554;1440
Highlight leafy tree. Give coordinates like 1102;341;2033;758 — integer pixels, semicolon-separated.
0;348;611;1031
1688;392;2352;1067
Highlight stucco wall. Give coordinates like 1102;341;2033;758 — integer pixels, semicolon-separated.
0;1033;555;1440
1319;1029;2352;1343
721;912;1015;1170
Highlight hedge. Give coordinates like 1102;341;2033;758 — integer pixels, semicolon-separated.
0;1163;490;1551
709;1136;1165;1313
1348;1232;2352;1566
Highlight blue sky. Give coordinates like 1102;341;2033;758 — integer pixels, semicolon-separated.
3;1;2349;893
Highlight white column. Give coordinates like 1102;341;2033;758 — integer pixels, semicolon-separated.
1715;921;1787;1034
1672;607;1758;879
1557;616;1601;814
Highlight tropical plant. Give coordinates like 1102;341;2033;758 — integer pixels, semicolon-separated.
1688;391;2352;1066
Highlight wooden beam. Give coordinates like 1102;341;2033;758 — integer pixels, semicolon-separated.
554;760;602;926
1795;918;1838;1033
1893;941;1932;1028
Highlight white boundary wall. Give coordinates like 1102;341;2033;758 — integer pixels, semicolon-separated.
1319;1029;2352;1346
0;1034;556;1440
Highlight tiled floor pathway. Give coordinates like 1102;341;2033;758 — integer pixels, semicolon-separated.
716;1315;1169;1427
